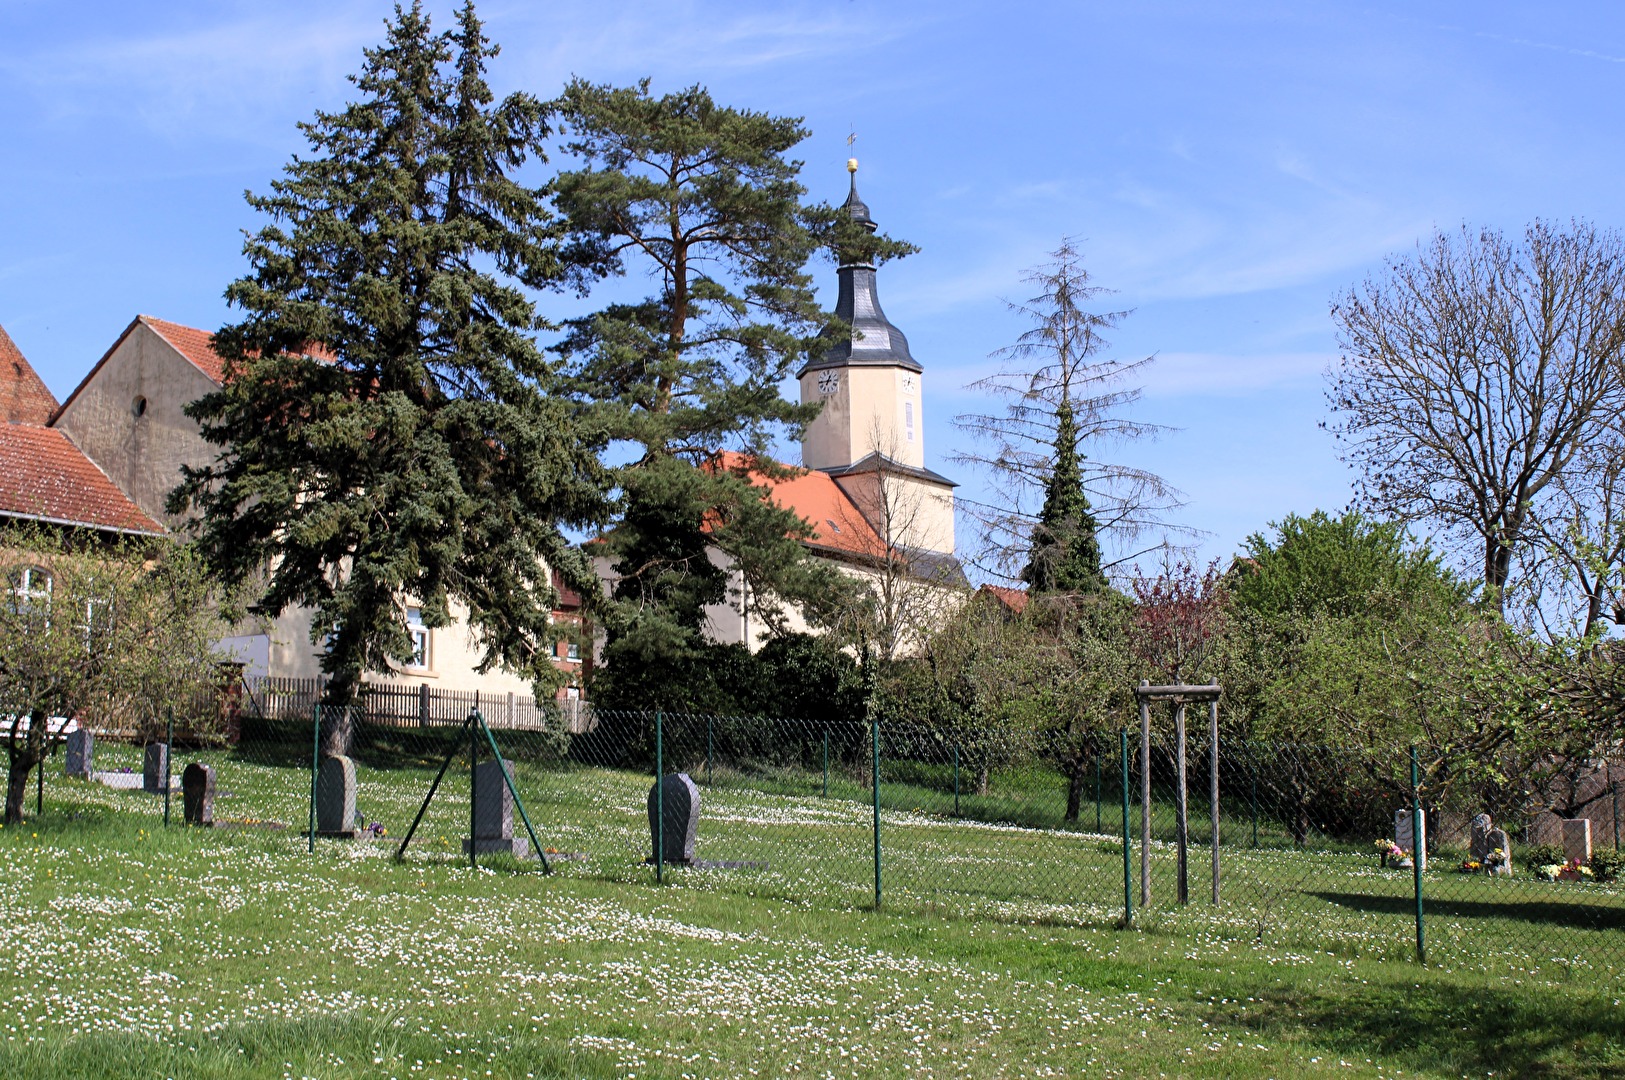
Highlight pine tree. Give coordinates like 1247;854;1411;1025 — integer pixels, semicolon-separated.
172;2;607;708
550;80;910;695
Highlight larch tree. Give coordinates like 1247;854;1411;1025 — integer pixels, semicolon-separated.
549;80;910;697
953;240;1181;591
172;2;607;720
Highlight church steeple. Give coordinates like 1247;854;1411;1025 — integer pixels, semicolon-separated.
800;164;920;378
800;161;926;472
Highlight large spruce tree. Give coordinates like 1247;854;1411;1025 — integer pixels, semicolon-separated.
550;80;910;699
172;2;607;707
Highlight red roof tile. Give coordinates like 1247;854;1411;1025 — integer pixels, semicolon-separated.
710;451;884;559
0;425;163;534
139;315;229;384
978;584;1029;614
0;325;59;426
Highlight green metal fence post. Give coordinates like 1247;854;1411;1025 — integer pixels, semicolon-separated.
1250;749;1258;849
1410;745;1426;965
309;703;320;853
162;708;174;826
1614;779;1620;850
468;707;477;870
706;715;713;785
1120;729;1132;927
656;710;664;885
953;743;960;817
36;734;44;815
822;729;829;798
872;715;882;910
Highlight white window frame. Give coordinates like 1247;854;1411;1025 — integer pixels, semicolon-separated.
405;606;430;670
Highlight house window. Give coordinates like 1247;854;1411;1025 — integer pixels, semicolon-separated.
566;640;581;662
904;401;915;441
11;566;51;618
406;606;429;669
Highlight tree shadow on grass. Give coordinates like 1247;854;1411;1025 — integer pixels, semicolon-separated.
1309;889;1625;931
1223;978;1625;1079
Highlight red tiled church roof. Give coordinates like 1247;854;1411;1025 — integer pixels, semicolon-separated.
710;450;884;559
0;425;162;534
0;324;60;425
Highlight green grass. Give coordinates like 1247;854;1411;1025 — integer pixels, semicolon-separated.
4;747;1623;1078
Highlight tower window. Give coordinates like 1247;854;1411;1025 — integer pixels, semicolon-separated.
905;401;915;441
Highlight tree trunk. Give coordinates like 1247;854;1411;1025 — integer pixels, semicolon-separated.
976;765;990;797
1064;768;1084;823
5;758;32;826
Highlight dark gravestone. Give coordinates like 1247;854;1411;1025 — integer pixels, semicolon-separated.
1469;813;1495;863
316;755;357;837
1484;827;1513;876
142;743;169;794
64;730;94;779
463;759;529;857
647;773;700;865
182;763;216;827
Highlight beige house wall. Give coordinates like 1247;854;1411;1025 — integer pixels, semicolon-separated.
53;323;219;530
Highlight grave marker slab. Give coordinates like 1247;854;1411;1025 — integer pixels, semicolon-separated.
647;773;700;865
463;759;529;857
316;755;357;837
182;763;216;827
1469;813;1494;863
1484;827;1513;876
64;730;94;779
142;743;169;794
1394;808;1427;870
1562;818;1592;865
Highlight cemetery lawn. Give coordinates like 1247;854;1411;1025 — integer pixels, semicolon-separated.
1;766;1622;1078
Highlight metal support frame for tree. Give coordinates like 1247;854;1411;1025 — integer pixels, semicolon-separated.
1133;680;1222;908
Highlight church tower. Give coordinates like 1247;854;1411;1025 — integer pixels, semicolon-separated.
799;160;957;556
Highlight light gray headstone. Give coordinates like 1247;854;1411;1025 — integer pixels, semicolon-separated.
64;730;94;779
1469;813;1494;863
648;772;700;865
463;759;528;857
1394;808;1427;870
316;754;357;836
1483;827;1513;876
1562;818;1592;865
182;762;216;827
142;743;169;794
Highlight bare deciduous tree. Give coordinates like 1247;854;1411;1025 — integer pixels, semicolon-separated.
1329;220;1625;615
953;239;1184;584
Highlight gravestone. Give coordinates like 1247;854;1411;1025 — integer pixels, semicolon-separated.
647;772;700;865
142;743;169;794
1562;818;1592;865
316;754;357;837
181;763;216;827
462;759;528;857
1469;813;1494;863
1394;808;1427;870
63;730;94;779
1483;827;1513;876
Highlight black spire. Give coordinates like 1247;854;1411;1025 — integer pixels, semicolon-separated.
800;163;919;376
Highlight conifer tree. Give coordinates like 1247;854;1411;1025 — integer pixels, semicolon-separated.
172;2;607;708
550;80;910;693
955;240;1180;592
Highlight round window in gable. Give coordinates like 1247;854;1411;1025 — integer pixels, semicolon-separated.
132;395;148;417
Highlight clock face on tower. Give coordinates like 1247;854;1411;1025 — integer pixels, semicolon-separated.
901;374;917;394
817;370;841;396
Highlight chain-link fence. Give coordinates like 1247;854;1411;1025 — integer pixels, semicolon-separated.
32;677;1625;986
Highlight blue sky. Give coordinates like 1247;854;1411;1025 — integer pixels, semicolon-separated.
5;1;1625;579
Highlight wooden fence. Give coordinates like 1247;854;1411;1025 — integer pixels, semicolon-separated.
238;676;594;733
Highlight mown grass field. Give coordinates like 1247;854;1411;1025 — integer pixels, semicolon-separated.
2;740;1622;1078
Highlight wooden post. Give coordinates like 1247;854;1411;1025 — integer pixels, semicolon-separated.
1209;697;1220;906
1139;681;1151;908
419;682;430;729
1175;702;1189;906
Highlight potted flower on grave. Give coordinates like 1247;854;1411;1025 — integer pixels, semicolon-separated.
1375;838;1408;868
1458;859;1482;873
1484;846;1509;873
